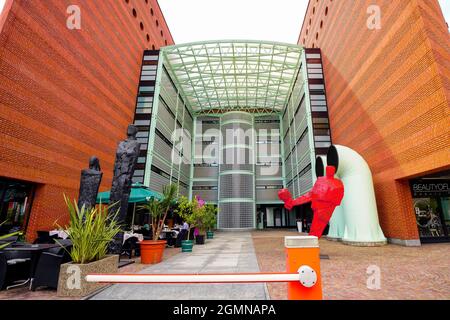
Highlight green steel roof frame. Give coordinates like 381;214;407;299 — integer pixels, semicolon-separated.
161;40;303;116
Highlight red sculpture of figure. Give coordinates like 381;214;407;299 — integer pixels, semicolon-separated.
278;165;344;238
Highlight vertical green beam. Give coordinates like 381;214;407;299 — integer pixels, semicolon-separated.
279;113;287;187
301;50;317;188
289;81;299;197
286;92;295;196
144;52;165;187
177;92;186;197
252;114;257;229
216;115;222;226
188;115;197;200
169;93;179;185
301;50;317;186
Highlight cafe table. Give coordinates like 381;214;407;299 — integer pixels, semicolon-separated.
4;243;61;289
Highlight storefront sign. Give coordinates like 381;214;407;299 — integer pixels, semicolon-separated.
410;179;450;197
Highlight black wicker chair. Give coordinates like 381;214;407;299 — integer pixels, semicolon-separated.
121;236;140;259
0;251;32;290
30;246;72;291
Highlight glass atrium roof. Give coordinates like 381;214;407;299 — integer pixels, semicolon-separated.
161;40;303;115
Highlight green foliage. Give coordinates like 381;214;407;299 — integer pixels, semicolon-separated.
176;196;199;238
0;220;23;250
139;184;178;241
175;197;217;236
60;195;122;264
203;204;218;231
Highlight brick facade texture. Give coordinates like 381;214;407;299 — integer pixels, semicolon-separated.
0;0;174;240
299;0;450;241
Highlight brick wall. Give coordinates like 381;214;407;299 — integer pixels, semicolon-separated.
299;0;450;241
0;0;174;240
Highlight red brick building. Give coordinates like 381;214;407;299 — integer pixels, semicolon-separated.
1;0;449;246
299;0;450;245
0;0;173;240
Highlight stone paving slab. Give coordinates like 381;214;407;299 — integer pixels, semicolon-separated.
90;232;268;300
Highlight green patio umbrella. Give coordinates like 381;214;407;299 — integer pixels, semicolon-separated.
96;182;163;229
96;182;163;204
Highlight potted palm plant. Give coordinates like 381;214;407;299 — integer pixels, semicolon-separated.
57;196;122;297
176;196;202;252
204;204;218;239
139;184;177;264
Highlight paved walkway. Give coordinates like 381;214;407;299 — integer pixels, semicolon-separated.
90;232;268;300
252;230;450;300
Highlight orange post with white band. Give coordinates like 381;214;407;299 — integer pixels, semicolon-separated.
285;236;323;300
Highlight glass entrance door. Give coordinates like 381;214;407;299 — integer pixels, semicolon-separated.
410;177;450;242
413;198;446;238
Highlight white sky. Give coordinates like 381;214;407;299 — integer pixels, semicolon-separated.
0;0;448;42
159;0;307;44
159;0;450;44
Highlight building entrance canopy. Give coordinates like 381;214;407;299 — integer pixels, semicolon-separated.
161;40;303;115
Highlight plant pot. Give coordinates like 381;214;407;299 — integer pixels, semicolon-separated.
195;235;205;245
181;240;194;252
140;240;167;264
57;254;118;297
206;231;214;239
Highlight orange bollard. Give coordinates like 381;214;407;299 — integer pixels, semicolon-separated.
285;236;323;300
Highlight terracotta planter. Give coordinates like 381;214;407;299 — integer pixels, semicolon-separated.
140;240;166;264
57;254;118;297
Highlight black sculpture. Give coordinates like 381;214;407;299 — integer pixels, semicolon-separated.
108;125;141;254
77;156;103;211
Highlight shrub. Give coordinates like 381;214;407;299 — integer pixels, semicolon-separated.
61;195;122;264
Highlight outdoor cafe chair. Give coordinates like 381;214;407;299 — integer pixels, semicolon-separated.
0;251;32;290
121;236;140;259
30;245;72;291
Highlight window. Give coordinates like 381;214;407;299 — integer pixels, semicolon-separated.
139;86;155;93
143;55;158;61
150;8;154;16
160;30;163;37
0;178;35;235
134;119;151;126
316;32;319;40
320;20;323;28
140;22;144;30
132;8;137;17
146;34;150;42
325;7;329;16
141;69;157;76
137;156;146;164
156;20;159;27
